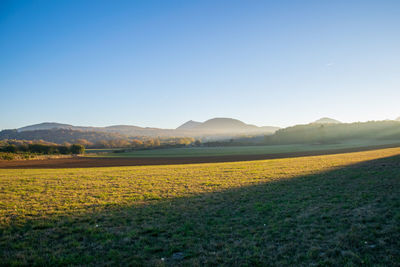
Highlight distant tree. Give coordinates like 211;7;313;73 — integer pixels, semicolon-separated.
177;137;194;145
18;144;29;152
111;139;131;148
75;139;94;147
153;138;161;147
28;144;51;154
318;124;326;143
130;139;143;148
4;144;17;153
70;144;85;154
58;145;70;154
63;142;72;147
96;140;110;148
144;139;155;148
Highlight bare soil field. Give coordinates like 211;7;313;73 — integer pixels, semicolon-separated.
1;143;399;169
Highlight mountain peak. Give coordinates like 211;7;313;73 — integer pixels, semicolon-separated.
313;117;341;124
200;118;249;129
176;120;202;130
18;122;73;132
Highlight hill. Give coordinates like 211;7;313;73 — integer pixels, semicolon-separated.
197;118;256;131
18;123;172;137
11;118;279;139
176;120;202;130
8;119;400;146
264;120;400;145
312;117;341;124
18;122;73;132
0;129;126;144
178;118;280;135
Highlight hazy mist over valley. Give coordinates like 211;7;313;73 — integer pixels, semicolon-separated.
2;116;400;147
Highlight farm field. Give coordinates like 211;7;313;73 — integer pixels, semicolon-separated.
85;148;119;154
2;142;400;169
1;147;400;265
86;140;400;158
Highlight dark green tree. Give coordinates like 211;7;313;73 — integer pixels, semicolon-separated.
70;144;85;154
58;145;70;154
4;144;17;153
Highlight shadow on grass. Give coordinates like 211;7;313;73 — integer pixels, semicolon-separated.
1;155;400;266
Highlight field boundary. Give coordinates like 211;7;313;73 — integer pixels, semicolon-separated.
1;143;400;169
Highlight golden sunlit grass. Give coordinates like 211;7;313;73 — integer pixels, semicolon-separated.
1;148;400;265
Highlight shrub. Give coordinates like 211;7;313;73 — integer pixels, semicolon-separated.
28;144;51;154
70;144;85;154
4;145;17;153
58;145;70;154
0;153;14;160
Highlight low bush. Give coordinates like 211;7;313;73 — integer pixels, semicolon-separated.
0;153;15;160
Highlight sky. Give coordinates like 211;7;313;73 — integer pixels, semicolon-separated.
0;0;399;130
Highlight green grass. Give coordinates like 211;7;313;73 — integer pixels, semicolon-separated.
85;148;123;154
86;140;400;158
1;148;400;265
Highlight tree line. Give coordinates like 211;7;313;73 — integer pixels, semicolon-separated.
0;129;201;149
88;137;200;149
0;140;85;155
264;121;400;145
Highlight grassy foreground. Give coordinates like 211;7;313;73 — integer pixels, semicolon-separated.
1;148;400;265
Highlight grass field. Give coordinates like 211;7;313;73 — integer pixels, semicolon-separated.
86;140;400;158
1;148;400;265
85;148;122;154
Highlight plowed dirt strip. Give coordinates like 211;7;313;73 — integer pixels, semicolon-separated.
1;143;400;169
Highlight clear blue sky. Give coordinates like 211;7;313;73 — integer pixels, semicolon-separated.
1;0;399;130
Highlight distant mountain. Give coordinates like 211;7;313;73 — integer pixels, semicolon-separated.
17;123;172;137
0;128;126;144
18;122;73;132
5;119;400;145
176;120;202;130
99;125;175;136
197;118;256;131
105;125;143;131
312;117;341;124
178;118;280;135
11;118;279;140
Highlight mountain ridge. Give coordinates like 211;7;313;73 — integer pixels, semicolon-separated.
312;117;341;124
16;118;280;137
18;122;74;132
183;118;280;134
176;120;202;130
